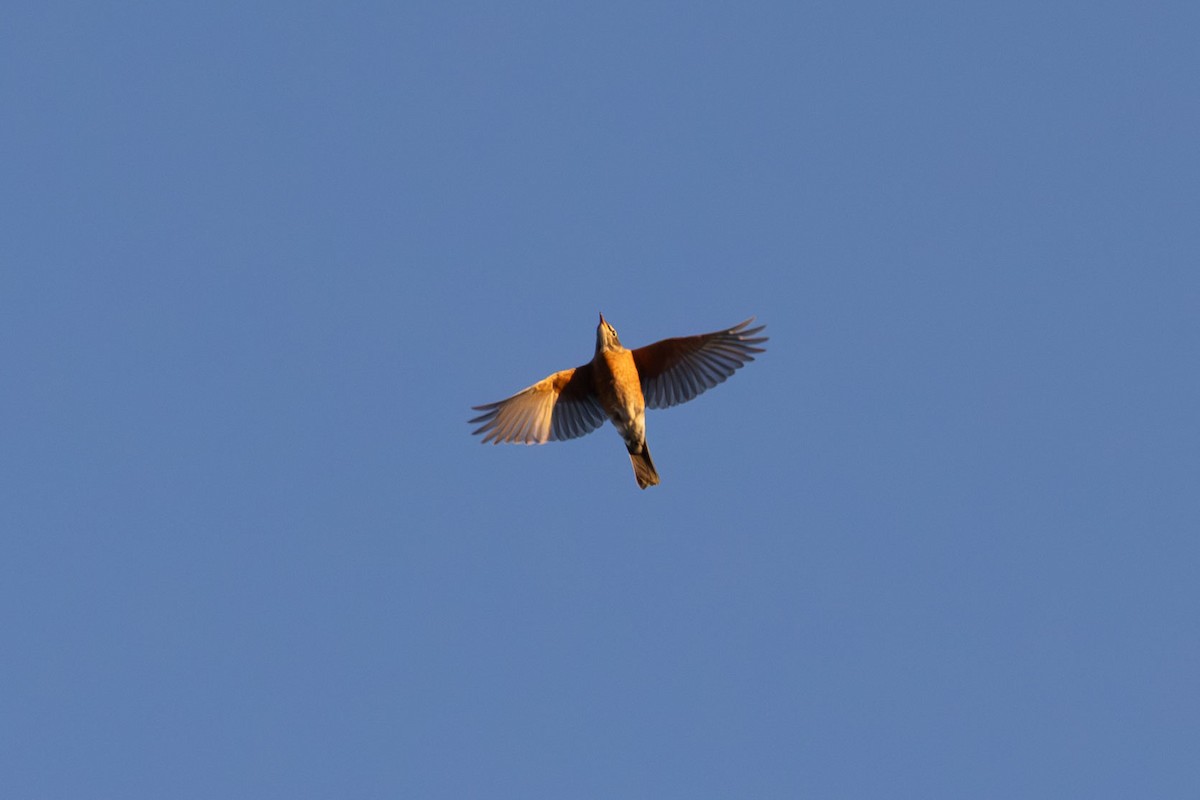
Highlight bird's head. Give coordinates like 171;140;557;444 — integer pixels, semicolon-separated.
596;312;622;352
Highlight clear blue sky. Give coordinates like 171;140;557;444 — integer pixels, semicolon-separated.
3;2;1197;797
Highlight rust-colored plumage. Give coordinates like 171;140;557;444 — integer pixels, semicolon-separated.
470;315;767;488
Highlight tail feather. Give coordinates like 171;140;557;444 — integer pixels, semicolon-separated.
629;443;660;489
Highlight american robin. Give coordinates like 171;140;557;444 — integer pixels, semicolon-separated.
470;315;767;488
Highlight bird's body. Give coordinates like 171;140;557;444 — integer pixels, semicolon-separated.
470;315;766;489
593;322;657;487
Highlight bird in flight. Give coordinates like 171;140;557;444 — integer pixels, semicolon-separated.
470;315;767;489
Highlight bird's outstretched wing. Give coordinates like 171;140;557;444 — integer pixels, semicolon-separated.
632;318;767;409
470;364;607;444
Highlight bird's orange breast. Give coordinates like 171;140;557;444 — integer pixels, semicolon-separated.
594;349;645;423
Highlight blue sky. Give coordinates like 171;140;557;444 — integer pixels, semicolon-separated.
3;2;1198;797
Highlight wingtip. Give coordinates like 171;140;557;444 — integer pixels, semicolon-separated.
732;316;767;346
730;316;765;334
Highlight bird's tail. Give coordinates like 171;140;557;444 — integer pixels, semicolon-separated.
628;442;660;489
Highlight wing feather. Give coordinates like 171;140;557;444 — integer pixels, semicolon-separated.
632;318;768;410
470;363;607;444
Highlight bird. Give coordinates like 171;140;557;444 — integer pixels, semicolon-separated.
469;314;767;489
